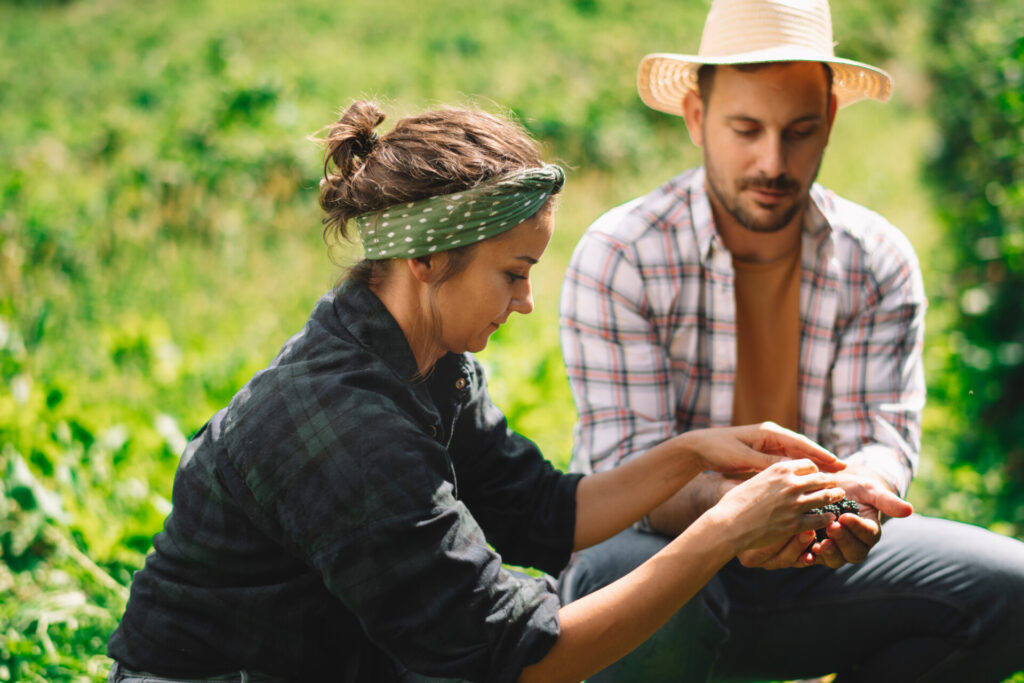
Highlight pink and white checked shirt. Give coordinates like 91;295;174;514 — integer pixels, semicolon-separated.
560;168;926;495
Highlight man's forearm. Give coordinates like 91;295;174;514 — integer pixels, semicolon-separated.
646;472;727;536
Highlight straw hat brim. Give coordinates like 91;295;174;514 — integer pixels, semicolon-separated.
638;50;893;116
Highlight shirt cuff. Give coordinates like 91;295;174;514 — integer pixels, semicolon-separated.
843;444;912;497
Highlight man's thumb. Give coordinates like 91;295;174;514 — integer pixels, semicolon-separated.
872;488;914;518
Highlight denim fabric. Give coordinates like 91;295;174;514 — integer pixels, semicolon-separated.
560;515;1024;683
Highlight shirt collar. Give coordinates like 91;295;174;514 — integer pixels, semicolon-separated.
805;184;834;238
687;167;836;264
684;168;719;263
328;281;422;381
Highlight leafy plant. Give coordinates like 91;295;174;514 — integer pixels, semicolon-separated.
919;0;1024;535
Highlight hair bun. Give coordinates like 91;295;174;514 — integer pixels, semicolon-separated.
319;102;544;248
352;130;379;159
321;100;387;182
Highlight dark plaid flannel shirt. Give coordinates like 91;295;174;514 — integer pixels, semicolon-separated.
108;282;581;682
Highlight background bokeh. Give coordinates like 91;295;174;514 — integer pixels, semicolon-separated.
1;0;1021;680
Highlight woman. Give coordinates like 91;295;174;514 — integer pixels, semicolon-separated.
106;101;846;683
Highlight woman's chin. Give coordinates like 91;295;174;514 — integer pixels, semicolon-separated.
467;332;496;354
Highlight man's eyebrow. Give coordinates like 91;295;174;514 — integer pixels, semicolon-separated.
515;255;539;264
725;114;824;125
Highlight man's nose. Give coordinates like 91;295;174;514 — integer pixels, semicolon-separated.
756;134;787;178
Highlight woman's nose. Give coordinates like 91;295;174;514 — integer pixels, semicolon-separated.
510;281;534;315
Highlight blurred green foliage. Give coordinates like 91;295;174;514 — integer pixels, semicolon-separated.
915;0;1024;537
0;0;1021;680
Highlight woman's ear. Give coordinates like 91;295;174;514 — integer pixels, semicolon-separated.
406;254;437;284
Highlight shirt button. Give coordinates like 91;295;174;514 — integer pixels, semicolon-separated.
454;377;467;390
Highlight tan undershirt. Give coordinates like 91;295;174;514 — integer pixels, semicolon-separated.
731;242;801;431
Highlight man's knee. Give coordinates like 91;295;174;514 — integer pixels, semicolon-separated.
867;516;1024;680
559;527;670;602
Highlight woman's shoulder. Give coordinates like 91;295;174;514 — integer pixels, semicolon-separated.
206;293;434;465
226;344;429;451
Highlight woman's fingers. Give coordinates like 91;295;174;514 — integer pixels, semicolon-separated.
799;485;847;511
741;454;822;476
743;459;837;491
740;422;845;472
720;462;849;551
737;532;817;569
785;458;825;477
697;425;844;476
775;437;844;472
692;433;793;474
762;457;834;480
725;450;788;472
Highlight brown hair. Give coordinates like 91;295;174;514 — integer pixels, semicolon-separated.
318;101;545;287
696;62;834;109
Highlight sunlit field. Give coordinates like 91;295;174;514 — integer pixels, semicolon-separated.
2;0;1020;680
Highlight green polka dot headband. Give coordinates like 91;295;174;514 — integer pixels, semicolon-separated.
354;163;565;260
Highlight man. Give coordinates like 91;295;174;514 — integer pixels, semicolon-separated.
558;0;1024;681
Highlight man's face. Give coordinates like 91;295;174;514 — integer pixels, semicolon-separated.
688;62;836;235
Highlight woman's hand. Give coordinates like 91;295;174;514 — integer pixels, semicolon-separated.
574;423;840;552
709;459;846;553
682;422;845;476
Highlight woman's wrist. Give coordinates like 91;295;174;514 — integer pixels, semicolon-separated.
667;431;711;482
678;504;746;562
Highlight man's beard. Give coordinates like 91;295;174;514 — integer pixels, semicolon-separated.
705;158;820;234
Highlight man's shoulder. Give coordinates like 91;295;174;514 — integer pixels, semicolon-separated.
583;167;704;247
812;185;920;267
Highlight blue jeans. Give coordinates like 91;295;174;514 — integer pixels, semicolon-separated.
107;661;286;683
559;516;1024;682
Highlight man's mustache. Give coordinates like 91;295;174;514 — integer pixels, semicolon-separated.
737;175;800;192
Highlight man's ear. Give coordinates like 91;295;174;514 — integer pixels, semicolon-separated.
824;92;839;143
682;89;705;148
406;254;437;283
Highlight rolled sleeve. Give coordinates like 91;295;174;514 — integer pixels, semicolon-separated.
827;211;927;495
448;356;582;574
317;492;561;682
231;396;563;682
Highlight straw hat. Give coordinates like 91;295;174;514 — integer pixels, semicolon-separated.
638;0;893;116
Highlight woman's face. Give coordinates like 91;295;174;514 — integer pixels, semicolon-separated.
433;209;554;355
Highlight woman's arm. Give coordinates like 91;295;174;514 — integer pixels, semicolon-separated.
522;458;844;683
572;422;843;550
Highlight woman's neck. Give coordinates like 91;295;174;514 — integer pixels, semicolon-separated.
371;277;443;377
